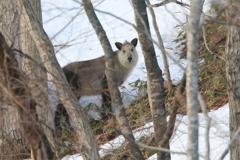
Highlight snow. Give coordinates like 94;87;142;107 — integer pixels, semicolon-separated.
41;0;230;159
148;104;230;160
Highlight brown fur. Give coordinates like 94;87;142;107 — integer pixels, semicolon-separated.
62;38;138;99
55;38;138;126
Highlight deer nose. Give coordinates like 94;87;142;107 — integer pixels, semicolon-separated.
128;57;132;62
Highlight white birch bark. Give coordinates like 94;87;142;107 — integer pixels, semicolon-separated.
186;0;202;160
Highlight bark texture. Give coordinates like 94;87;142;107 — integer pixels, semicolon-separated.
226;1;240;159
0;2;54;157
0;33;53;160
186;0;202;160
82;0;144;159
0;1;26;157
131;0;168;159
14;0;101;159
17;0;54;149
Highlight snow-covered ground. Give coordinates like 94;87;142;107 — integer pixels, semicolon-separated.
61;104;230;160
41;0;230;159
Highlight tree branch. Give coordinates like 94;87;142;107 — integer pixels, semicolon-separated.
146;0;190;8
158;72;186;156
146;0;173;93
218;127;240;160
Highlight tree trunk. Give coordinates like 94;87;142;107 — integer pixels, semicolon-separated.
0;33;53;160
131;0;168;159
82;0;144;159
0;1;54;159
0;1;27;158
17;0;55;149
14;0;101;159
186;0;202;160
226;1;240;159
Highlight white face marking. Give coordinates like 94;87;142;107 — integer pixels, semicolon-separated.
118;43;138;69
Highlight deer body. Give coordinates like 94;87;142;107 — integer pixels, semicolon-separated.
63;38;138;100
55;38;138;126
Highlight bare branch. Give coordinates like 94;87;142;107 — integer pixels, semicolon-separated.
218;127;240;160
201;26;225;61
159;72;186;154
146;0;190;8
115;128;186;155
205;18;240;27
146;0;173;93
198;93;211;160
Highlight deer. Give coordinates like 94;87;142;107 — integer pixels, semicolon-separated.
55;38;138;127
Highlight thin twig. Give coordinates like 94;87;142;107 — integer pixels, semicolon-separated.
198;93;211;160
146;0;172;92
201;26;225;61
205;18;240;27
115;128;186;155
146;0;190;8
218;127;240;160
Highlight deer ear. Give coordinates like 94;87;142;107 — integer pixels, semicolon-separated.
115;42;122;50
131;38;138;47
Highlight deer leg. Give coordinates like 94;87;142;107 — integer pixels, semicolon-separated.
54;103;70;130
64;70;79;91
55;70;79;131
101;75;112;118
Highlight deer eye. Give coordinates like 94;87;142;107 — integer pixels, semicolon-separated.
131;48;134;52
123;50;125;53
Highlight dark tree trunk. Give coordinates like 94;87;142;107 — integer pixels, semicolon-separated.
131;0;168;159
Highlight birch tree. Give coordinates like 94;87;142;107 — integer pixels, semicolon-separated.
186;0;202;160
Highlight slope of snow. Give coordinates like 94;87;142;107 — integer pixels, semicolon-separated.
148;104;230;160
61;104;230;160
41;0;230;160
